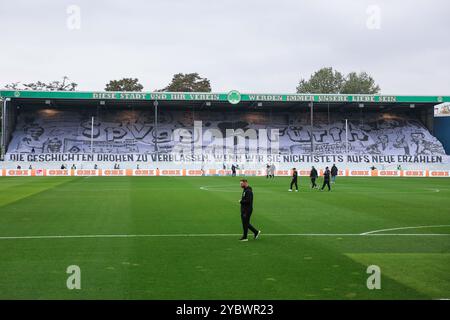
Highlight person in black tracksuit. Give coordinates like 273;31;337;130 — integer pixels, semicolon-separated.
289;168;298;192
321;167;331;191
239;179;260;241
310;166;318;189
231;164;236;177
331;164;338;184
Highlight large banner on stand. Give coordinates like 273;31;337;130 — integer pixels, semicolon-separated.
6;153;448;165
5;109;447;160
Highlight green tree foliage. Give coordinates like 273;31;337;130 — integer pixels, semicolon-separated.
297;67;344;94
160;73;211;92
5;76;78;91
105;78;143;91
297;67;380;94
340;71;380;94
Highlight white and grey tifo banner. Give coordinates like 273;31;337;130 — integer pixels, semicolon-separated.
6;109;447;158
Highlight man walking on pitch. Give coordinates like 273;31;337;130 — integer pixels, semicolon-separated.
231;164;237;177
331;164;338;183
239;179;260;241
321;166;331;191
289;168;298;192
310;166;318;189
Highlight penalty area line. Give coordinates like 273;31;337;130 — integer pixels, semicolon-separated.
360;224;450;235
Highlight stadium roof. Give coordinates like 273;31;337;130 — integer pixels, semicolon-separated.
1;90;449;111
1;90;449;103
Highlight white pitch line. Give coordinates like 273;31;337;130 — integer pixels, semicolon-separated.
360;224;450;235
0;233;449;240
199;186;446;194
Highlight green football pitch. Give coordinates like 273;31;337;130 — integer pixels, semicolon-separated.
0;176;449;299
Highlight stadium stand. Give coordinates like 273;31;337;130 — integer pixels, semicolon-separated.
6;108;445;155
3;107;446;171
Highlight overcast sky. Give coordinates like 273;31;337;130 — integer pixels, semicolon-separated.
0;0;449;94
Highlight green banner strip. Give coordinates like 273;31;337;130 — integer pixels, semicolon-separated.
1;90;449;104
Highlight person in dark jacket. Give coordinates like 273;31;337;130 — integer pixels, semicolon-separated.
239;179;260;241
321;167;331;191
231;164;237;177
331;164;338;183
289;168;298;192
310;166;318;189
